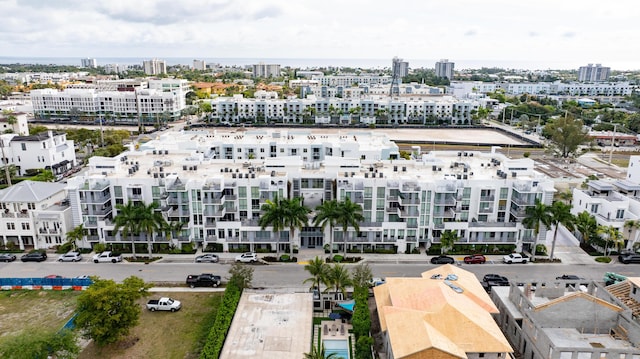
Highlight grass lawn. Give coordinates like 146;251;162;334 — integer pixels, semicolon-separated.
0;290;80;337
79;291;223;359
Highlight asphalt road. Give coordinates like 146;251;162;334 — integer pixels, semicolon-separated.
1;260;638;288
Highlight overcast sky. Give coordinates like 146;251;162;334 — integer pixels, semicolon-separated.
1;0;638;70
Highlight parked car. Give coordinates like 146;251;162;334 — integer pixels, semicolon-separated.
502;253;528;264
58;251;83;262
556;274;583;280
235;252;258;263
0;253;17;262
368;277;386;287
44;274;64;279
430;255;455;264
92;251;123;263
21;252;47;262
186;273;222;288
618;253;640;264
146;297;182;312
195;253;219;263
482;274;510;292
463;254;486;264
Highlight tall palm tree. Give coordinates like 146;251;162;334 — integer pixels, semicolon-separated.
281;197;310;255
575;211;598;244
325;263;352;300
303;256;329;291
259;196;286;257
113;201;141;259
439;229;458;254
137;202;166;258
623;219;640;251
64;224;85;251
164;221;185;247
597;225;624;255
313;200;340;254
304;344;340;359
548;201;576;261
522;199;552;262
336;198;364;256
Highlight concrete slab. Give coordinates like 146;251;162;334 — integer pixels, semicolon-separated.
220;290;313;359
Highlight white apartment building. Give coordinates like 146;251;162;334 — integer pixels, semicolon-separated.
193;59;207;71
311;74;392;87
0;72;89;85
65;130;554;254
0;181;73;250
143;59;167;75
435;59;455;80
578;63;610;82
392;57;409;79
0;130;76;176
206;94;478;125
252;63;281;78
103;64;129;74
30;79;188;123
81;58;97;68
447;81;498;98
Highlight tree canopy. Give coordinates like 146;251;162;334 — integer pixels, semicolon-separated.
543;116;590;158
75;276;151;346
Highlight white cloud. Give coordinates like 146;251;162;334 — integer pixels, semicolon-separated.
0;0;638;69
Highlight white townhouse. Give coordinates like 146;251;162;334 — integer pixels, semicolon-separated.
0;181;73;250
0;131;76;177
0;112;29;135
65;130;554;254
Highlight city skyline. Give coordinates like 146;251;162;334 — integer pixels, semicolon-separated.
1;0;638;70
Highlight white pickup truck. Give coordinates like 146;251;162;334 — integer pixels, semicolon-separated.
92;251;123;263
503;253;529;264
146;297;182;312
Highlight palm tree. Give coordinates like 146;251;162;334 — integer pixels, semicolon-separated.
597;225;624;255
113;201;141;259
548;201;576;261
304;343;340;359
336;198;364;256
137;202;166;258
522;199;552;262
313;200;340;254
164;221;185;247
64;224;85;251
623;219;640;251
439;229;458;254
574;211;598;244
325;263;352;300
281;197;310;255
259;196;286;257
303;256;329;291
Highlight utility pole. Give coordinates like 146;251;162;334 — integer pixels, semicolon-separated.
608;123;618;165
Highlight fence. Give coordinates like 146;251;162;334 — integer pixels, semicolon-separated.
0;277;92;291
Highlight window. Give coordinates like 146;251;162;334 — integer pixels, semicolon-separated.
616;209;625;219
22;223;30;230
28;203;35;210
591;204;599;213
21;143;26;151
7;223;15;230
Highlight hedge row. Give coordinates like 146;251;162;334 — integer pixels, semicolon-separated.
351;286;373;359
200;283;242;359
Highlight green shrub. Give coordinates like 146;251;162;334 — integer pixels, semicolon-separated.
56;242;74;254
204;243;223;252
200;283;243;359
93;243;106;253
279;254;290;262
534;244;547;255
181;243;195;254
595;256;612;263
333;255;344;263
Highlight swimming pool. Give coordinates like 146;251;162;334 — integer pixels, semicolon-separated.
323;339;349;359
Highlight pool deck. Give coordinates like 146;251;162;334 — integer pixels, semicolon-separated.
219;290;313;359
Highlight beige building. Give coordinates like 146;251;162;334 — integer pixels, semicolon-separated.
374;264;512;358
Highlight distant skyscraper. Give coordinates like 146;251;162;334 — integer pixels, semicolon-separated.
104;64;128;74
578;63;610;82
392;57;409;81
143;59;167;75
193;59;207;71
81;58;97;68
252;63;281;78
435;59;455;80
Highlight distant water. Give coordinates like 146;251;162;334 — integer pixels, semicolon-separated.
0;57;636;71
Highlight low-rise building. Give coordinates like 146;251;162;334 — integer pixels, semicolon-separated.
0;181;72;250
0;130;76;177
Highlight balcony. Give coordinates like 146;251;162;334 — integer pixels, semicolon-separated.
360;222;382;227
596;213;626;223
386;195;399;201
479;195;495;202
436;184;456;193
511;196;536;206
202;183;222;191
509;207;528;218
513;183;534;193
402;183;420;192
434;196;456;205
468;221;517;228
82;181;109;191
399;196;420;205
202;194;223;204
241;218;261;227
80;193;111;204
128;193;143;200
433;209;455;218
479;206;494;214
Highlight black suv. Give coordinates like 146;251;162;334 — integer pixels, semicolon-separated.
618;253;640;264
21;252;47;262
186;273;222;288
430;255;455;264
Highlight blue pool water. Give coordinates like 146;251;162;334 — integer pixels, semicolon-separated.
324;339;349;359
